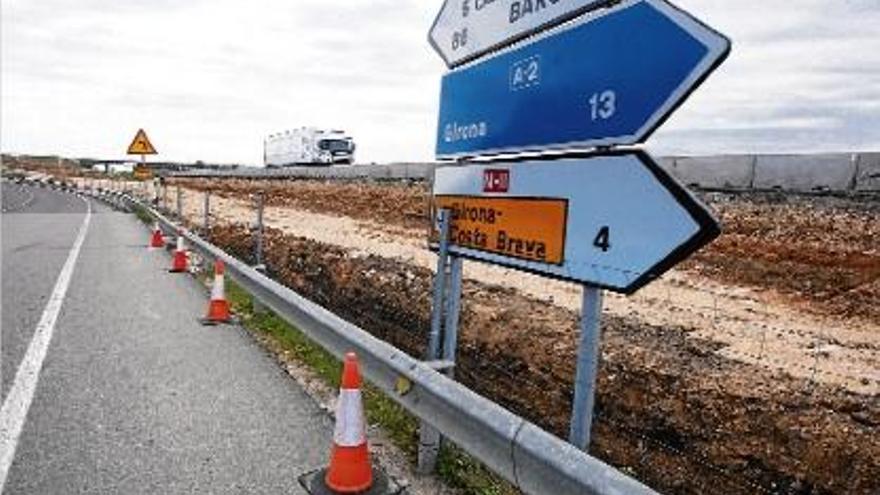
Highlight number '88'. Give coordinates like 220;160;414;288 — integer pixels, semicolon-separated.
452;28;468;50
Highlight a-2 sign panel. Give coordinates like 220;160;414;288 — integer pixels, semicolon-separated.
428;0;611;67
436;0;730;159
431;152;720;294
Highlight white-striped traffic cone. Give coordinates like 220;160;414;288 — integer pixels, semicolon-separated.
325;353;373;493
203;259;231;324
150;222;165;248
169;230;188;273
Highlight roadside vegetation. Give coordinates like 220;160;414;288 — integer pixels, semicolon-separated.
223;277;518;495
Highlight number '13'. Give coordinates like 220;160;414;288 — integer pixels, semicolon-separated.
589;90;616;121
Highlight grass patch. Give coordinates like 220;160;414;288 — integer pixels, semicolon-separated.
221;277;517;494
439;444;519;495
131;203;154;225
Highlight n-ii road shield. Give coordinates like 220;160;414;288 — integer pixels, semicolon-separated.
435;0;730;159
431;152;720;293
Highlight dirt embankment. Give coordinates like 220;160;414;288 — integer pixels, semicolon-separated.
208;223;879;495
686;193;880;323
176;178;430;232
173;178;880;326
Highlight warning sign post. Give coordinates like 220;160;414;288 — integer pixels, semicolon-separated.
126;128;157;181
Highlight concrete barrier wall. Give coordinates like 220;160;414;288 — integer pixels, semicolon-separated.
855;152;880;192
671;155;755;190
753;153;857;192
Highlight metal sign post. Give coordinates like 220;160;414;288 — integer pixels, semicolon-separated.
442;256;464;377
428;210;452;361
569;286;604;449
419;209;452;474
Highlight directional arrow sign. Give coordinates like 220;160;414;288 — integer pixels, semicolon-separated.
435;0;730;159
431;151;720;293
428;0;611;68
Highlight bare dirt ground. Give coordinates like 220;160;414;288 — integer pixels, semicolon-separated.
156;177;880;495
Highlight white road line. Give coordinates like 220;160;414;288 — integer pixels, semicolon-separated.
0;198;92;491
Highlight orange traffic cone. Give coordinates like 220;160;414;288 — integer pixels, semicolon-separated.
169;230;188;273
150;222;165;248
203;259;231;324
325;353;373;493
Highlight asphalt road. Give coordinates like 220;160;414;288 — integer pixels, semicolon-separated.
1;183;332;493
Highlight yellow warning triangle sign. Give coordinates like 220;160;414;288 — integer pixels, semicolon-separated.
127;129;157;155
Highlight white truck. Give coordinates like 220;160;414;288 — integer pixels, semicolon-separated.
264;128;355;167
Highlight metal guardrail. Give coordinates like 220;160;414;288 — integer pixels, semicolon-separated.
117;194;657;495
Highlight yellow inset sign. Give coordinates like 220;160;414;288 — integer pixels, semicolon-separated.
434;195;568;265
127;128;157;155
133;165;153;181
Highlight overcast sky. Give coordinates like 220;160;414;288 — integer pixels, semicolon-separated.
2;0;879;165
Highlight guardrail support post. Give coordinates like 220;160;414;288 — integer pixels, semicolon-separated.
569;285;604;451
419;209;452;474
252;265;268;315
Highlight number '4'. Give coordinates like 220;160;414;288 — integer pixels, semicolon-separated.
593;226;611;252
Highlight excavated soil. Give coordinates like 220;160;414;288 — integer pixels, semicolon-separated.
172;178;880;325
207;224;879;495
686;193;880;323
176;177;431;232
163;177;880;492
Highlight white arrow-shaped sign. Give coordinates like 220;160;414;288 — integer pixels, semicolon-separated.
431;151;720;293
428;0;611;67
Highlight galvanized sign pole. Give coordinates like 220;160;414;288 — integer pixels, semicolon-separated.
442;256;464;378
419;209;452;473
569;286;604;449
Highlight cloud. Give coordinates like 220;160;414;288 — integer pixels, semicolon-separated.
2;0;879;164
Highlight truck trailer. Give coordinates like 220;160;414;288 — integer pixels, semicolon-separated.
264;128;355;167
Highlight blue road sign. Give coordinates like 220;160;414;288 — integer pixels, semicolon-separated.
435;0;730;159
